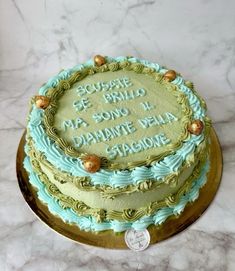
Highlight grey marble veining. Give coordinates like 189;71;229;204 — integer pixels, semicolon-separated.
0;0;235;270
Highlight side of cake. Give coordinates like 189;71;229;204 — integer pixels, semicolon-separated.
23;56;211;232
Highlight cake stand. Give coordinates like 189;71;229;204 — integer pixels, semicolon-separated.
16;128;222;249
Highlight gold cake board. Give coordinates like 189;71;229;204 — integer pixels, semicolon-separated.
16;128;222;249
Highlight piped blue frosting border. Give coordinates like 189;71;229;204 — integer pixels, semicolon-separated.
27;57;206;188
24;155;209;233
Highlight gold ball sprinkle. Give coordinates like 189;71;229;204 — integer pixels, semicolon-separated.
188;120;204;135
35;95;50;109
163;70;177;82
94;55;106;67
83;154;101;173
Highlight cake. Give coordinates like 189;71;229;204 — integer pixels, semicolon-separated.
23;55;211;233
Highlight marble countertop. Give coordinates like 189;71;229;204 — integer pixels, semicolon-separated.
0;0;235;270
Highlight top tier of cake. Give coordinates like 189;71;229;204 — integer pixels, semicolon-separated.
30;56;209;171
54;67;187;166
27;56;210;189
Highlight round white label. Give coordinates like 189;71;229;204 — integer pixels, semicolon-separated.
124;229;150;251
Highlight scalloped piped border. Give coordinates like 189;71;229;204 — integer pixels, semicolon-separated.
24;155;209;233
25;141;208;221
26;57;210;187
26;135;208;197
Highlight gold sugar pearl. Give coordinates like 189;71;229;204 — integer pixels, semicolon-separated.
94;55;106;67
35;95;50;109
188;120;204;135
83;154;101;173
163;70;177;82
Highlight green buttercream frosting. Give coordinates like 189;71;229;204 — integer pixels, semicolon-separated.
24;56;212;227
26;135;208;198
42;62;193;169
26;142;209;222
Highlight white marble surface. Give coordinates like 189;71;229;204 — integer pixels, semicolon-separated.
0;0;235;270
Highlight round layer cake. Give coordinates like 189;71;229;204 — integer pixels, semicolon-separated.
23;56;211;232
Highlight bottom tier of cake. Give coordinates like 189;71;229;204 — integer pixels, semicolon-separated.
23;153;210;233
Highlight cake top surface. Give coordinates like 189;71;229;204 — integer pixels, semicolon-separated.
28;56;210;178
53;68;188;167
